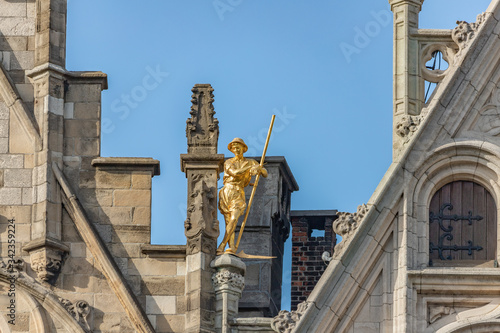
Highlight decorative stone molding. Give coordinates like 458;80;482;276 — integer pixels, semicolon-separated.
396;115;422;139
321;251;333;265
58;298;91;331
452;13;487;63
211;254;246;332
186;83;219;154
0;258;24;275
429;305;452;324
420;42;456;84
332;204;368;256
23;238;69;284
469;86;500;136
212;270;245;290
185;173;219;255
271;301;311;333
31;256;62;282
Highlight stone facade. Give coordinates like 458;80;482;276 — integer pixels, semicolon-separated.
0;3;295;332
2;0;500;332
292;0;500;332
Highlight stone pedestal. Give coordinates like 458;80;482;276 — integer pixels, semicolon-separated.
211;254;246;333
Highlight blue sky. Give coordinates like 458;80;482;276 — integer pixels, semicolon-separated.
66;0;493;310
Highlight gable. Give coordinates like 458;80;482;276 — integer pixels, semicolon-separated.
292;1;500;332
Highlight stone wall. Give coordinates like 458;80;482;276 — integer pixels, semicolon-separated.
0;1;191;332
290;210;337;310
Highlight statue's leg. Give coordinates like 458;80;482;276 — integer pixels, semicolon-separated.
227;208;244;252
216;213;231;254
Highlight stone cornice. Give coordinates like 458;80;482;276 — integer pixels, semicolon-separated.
92;157;160;176
26;62;108;90
244;156;299;191
22;237;70;253
180;153;225;174
388;0;424;11
141;245;187;259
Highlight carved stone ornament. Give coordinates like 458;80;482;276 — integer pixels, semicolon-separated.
470;86;500;136
429;305;453;324
1;258;24;272
59;297;91;331
396;115;422;140
321;251;333;265
31;256;62;283
212;270;245;290
186;84;219;154
0;258;24;278
332;204;369;256
271;301;311;333
452;13;487;63
185;173;219;255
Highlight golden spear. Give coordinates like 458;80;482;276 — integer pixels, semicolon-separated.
235;115;275;253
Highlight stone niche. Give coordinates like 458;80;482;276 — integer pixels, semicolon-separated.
235;156;298;318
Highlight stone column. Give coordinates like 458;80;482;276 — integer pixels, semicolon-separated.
181;84;224;332
389;0;425;155
211;254;246;333
23;0;69;284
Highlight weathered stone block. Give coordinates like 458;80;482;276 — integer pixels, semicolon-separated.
0;119;8;137
95;293;124;312
16;82;34;103
0;37;28;51
112;225;150;243
0;102;8;119
64;119;99;138
132;173;151;189
0;138;8;154
0;187;22;205
156;314;185;333
0;1;27;18
0;154;23;168
95;170;131;189
70;242;87;258
128;258;177;276
74;102;100;119
21;187;32;205
109;243;141;258
141;276;185;296
78;188;113;207
65;84;102;102
62;274;96;293
61;257;94;276
146;295;176;315
132;207;151;225
4;168;32;187
99;206;132;225
0;205;31;224
94;312;134;332
94;224;112;243
10;51;34;70
75;137;99;156
114;189;150;207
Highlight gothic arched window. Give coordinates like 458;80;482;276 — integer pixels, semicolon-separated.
429;181;497;266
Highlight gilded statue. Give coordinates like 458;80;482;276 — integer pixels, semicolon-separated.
217;138;268;255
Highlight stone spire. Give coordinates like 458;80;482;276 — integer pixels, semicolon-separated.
181;84;224;332
186;84;219;155
389;0;426;156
